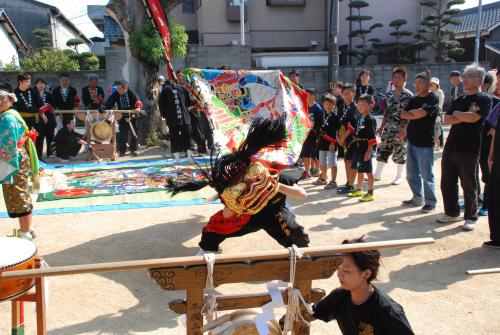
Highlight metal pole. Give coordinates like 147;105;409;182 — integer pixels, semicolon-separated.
328;0;339;84
474;0;483;63
240;0;245;45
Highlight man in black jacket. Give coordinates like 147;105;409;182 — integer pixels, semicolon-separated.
13;73;45;157
159;79;194;163
52;73;79;124
104;80;143;157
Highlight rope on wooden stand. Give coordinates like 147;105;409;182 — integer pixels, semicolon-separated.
282;245;313;334
202;253;218;323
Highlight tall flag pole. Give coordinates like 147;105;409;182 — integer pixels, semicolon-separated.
142;0;178;82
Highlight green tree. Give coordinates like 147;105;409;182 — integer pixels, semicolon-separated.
419;0;465;62
32;28;52;50
346;0;383;65
66;37;86;53
106;0;187;143
0;57;21;72
21;49;80;72
381;19;420;64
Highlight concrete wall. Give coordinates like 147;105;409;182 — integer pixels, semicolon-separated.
273;62;491;97
0;25;20;68
183;45;252;69
0;70;110;97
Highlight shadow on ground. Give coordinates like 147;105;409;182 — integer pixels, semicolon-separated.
45;215;205;335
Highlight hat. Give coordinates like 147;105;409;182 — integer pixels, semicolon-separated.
430;77;440;86
450;71;461;78
0;89;17;103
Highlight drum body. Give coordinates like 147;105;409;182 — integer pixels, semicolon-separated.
0;237;37;301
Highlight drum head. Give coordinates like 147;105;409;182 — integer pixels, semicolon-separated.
91;122;113;141
0;237;37;269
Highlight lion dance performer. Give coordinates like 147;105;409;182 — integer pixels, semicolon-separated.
0;84;40;240
170;117;310;255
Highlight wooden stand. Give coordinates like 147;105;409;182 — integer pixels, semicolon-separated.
8;259;47;335
75;112;123;162
151;254;344;335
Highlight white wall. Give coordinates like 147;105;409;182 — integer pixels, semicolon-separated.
52;16;91;53
0;25;19;68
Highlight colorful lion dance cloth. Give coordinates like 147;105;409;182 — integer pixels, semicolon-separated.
180;69;311;171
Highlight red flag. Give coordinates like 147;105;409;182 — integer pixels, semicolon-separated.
145;0;174;79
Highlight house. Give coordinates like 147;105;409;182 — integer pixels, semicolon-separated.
0;9;27;69
171;0;431;66
0;0;92;52
451;1;500;66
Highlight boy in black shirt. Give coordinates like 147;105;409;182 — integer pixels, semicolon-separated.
332;81;345;114
52;119;86;163
314;94;340;189
312;237;414;335
401;71;439;213
347;94;377;202
438;65;493;231
337;84;360;194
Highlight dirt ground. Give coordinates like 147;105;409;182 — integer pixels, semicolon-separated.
1;145;499;335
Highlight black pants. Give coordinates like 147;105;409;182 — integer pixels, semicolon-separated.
56;142;82;159
190;116;207;153
479;135;492;210
441;150;479;221
489;162;500;243
118;118;138;154
199;113;214;150
199;205;310;252
40;124;56;157
25;117;43;158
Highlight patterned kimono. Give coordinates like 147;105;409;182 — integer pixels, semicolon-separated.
0;109;39;218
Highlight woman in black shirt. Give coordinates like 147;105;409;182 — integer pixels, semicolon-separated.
355;70;376;102
312;237;414;335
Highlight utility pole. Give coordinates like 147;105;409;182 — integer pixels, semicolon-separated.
240;0;245;45
328;0;340;84
474;0;483;63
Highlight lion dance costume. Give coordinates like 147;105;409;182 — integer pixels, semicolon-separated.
170;117;310;253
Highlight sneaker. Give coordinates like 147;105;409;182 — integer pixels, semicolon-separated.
299;172;311;181
402;199;424;207
48;153;56;158
8;230;33;240
392;177;403;185
348;189;365;197
478;208;489;216
459;202;465;210
360;193;375;202
463;220;476;231
421;205;436;213
482;241;500;249
58;158;70;163
311;168;321;177
436;214;462;223
337;185;354;194
312;178;328;186
324;181;338;190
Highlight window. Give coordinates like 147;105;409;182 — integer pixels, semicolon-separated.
228;0;247;5
266;0;305;5
183;0;195;13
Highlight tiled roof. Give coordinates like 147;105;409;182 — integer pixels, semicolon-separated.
452;1;500;35
104;15;123;39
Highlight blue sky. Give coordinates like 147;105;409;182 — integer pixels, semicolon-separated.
39;0;499;39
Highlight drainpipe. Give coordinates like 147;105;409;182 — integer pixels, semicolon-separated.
474;0;483;63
